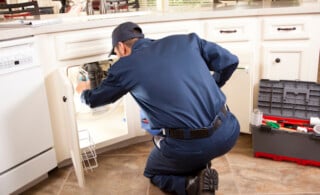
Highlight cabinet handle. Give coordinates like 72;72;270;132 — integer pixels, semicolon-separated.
275;58;281;63
219;30;237;34
237;66;249;73
277;27;296;31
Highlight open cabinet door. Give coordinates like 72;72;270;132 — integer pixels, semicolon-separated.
58;67;85;187
222;66;252;133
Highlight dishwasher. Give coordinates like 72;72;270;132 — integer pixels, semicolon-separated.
0;37;57;194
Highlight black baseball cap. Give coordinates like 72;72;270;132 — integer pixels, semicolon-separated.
109;21;144;56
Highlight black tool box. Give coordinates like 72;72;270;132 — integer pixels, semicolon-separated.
251;79;320;167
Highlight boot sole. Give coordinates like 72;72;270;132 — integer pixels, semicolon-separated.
199;168;219;194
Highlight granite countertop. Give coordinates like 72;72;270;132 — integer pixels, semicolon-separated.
0;1;319;41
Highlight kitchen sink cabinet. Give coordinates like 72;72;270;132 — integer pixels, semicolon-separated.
39;27;116;164
39;21;206;187
39;26;148;187
204;18;260;133
261;15;320;82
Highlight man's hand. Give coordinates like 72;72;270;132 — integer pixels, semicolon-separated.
76;81;90;94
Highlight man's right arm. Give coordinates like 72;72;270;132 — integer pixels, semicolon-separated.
80;72;128;108
196;33;239;87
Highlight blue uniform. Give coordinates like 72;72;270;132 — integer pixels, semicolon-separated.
82;33;240;194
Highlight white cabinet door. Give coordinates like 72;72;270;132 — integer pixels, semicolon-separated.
58;68;85;187
205;18;259;133
222;67;251;133
261;43;316;81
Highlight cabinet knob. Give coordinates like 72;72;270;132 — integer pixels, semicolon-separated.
275;58;281;63
62;96;67;102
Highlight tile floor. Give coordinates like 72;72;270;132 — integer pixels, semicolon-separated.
22;134;320;195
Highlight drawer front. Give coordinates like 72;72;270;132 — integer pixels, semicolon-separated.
263;17;310;40
55;28;113;61
140;21;204;39
205;18;258;43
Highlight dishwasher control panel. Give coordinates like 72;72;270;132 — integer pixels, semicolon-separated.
0;38;35;74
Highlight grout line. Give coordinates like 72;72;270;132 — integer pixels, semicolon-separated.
97;153;150;164
146;182;151;195
225;153;242;195
56;168;73;195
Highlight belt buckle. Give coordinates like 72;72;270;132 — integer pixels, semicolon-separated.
161;128;166;136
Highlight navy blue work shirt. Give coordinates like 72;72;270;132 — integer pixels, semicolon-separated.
81;33;238;131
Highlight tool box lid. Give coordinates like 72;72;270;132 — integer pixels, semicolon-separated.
257;79;320;119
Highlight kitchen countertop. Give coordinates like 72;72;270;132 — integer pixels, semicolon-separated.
0;1;319;41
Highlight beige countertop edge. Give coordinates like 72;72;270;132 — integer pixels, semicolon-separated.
1;3;320;41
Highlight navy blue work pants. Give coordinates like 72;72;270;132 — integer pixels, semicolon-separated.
143;111;240;195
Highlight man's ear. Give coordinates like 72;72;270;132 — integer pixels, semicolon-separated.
116;42;125;56
121;42;132;56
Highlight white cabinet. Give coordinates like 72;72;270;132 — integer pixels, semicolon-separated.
261;15;320;81
37;15;319;186
39;26;147;187
39;22;206;187
203;15;320;133
204;18;260;133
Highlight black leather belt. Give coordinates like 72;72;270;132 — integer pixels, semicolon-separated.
162;105;228;140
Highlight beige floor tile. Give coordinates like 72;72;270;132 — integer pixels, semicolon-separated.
99;141;154;156
147;183;174;195
21;134;320;195
98;154;148;172
210;156;239;195
230;157;320;194
21;166;72;195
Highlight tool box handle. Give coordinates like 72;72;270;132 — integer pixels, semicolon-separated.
283;87;310;102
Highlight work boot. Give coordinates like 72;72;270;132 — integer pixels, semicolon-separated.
186;167;219;195
199;167;218;194
186;174;200;195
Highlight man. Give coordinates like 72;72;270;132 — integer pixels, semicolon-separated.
79;21;240;195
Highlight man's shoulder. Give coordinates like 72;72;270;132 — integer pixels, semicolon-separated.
153;33;200;44
165;32;199;39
